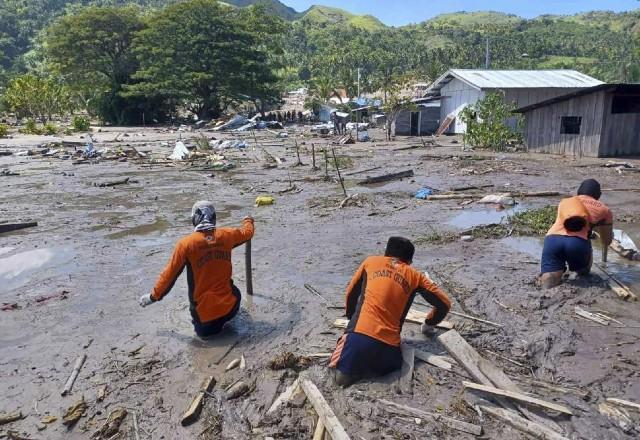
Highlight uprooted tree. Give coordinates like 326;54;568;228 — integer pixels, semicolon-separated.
459;91;523;151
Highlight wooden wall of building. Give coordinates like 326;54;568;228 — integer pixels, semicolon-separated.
523;91;605;157
599;93;640;157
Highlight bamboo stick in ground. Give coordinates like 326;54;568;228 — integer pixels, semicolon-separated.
61;354;87;396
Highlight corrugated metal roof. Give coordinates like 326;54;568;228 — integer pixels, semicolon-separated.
428;69;604;94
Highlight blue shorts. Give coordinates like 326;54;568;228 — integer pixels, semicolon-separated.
192;284;241;338
541;235;592;274
329;332;402;378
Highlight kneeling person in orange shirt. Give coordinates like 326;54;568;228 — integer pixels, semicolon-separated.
329;237;452;387
139;201;255;338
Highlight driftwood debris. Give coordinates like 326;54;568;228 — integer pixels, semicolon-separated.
331;148;348;198
598;402;635;433
181;376;216;426
0;412;23;426
606;398;640;412
61;354;87;396
463;381;573;415
299;379;350;440
574;306;609;326
0;222;38;234
427;191;561;201
94;177;131;188
343;166;382;176
91;408;127;439
333;315;453;331
359;169;414;185
304;284;329;304
226;358;241;371
312;418;326;440
226;381;249;400
62;397;87;426
448;310;503;328
593;263;638;301
479;405;568;440
379;399;482;436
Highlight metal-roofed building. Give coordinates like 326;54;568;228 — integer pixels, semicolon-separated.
516;84;640;157
426;69;604;134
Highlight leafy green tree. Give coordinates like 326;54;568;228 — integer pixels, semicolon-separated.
129;0;281;119
3;73;72;121
459;92;523;151
45;5;149;124
382;78;417;141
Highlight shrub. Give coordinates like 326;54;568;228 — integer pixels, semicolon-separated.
72;115;91;132
20;119;43;135
0;123;8;138
43;122;59;135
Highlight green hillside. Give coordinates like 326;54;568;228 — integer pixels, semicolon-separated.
224;0;300;20
427;11;523;27
298;5;386;31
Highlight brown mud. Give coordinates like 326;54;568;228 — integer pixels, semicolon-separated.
1;126;640;439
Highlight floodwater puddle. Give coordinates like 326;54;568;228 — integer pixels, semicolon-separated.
106;217;171;239
500;236;543;258
0;246;75;294
449;205;526;229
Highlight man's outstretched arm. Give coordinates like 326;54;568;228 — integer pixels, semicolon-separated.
416;273;451;326
141;242;187;306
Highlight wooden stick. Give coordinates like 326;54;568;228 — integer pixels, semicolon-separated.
343;166;381;176
574;306;608;326
304;284;329;304
181;376;216;426
448;310;503;328
463;381;573;415
331;148;348;198
311;143;317;170
61;354;87;396
95;177;130;188
606;398;640;412
593;263;637;301
299;379;350;440
379;399;482;436
479;405;569;440
133;411;140;440
245;240;253;296
267;378;304;415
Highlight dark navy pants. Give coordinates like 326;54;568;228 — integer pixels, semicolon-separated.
192;284;241;338
329;332;402;378
541;235;592;274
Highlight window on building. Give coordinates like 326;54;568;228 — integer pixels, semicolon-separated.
560;116;582;135
612;95;640;114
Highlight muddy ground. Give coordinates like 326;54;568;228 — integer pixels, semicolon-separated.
1;125;640;440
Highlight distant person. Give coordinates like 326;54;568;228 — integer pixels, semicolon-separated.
329;237;451;387
139;201;254;338
540;179;613;288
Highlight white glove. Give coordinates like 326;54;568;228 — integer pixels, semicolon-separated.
139;293;154;307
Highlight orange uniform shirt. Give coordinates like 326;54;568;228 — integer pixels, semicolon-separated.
151;219;254;323
344;256;451;346
547;195;613;240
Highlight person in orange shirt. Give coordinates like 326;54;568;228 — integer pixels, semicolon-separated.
139;201;255;338
540;179;613;288
329;237;451;387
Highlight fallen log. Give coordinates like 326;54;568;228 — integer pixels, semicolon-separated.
479;405;568;440
359;169;414;185
379;399;482;436
181;376;216;426
61;354;87;396
0;222;38;234
463;381;573;415
299;379;350;440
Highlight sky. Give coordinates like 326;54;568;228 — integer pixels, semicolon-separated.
282;0;640;26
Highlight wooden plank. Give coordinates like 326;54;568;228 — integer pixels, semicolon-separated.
606;398;640;412
396;345;415;394
413;348;452;370
266;378;303;415
312;418;326;440
181;376;216;426
379;399;482;436
405;308;455;329
479;405;569;440
299;379;350;440
61;354;87;396
463;381;573;415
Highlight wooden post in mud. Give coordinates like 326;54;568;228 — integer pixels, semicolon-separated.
323;148;329;180
245;240;253;296
311;143;317;170
331;148;348;198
